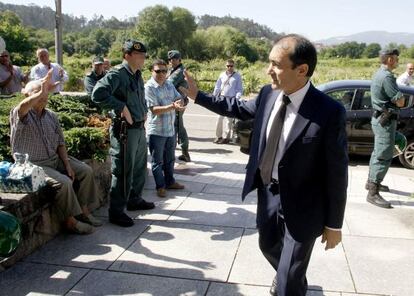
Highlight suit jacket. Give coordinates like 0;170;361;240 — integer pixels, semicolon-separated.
195;83;348;242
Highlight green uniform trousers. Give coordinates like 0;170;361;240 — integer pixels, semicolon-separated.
34;155;98;221
175;110;189;152
368;117;397;183
109;126;147;215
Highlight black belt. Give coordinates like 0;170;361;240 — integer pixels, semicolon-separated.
372;110;398;120
269;178;280;195
128;121;145;129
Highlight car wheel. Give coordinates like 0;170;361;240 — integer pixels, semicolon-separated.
399;138;414;169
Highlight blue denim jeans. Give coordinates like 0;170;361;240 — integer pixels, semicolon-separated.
148;134;176;189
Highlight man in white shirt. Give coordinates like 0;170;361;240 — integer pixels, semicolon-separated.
213;59;243;144
396;62;414;86
30;48;68;93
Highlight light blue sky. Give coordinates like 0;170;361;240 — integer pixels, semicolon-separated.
5;0;414;40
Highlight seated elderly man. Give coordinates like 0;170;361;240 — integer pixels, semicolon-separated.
9;70;102;234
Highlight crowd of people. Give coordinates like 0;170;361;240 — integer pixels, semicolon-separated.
0;33;413;295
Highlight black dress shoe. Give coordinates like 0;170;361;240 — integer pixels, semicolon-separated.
127;199;155;211
366;193;392;208
269;276;277;296
109;212;134;227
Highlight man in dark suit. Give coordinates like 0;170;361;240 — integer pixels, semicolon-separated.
184;34;348;296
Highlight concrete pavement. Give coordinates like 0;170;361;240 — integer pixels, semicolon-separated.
0;104;413;296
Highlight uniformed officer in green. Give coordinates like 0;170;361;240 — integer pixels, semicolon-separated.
92;39;155;227
167;50;191;162
366;48;405;208
84;56;106;95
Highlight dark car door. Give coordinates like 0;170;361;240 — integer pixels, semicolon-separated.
349;88;374;154
324;88;359;150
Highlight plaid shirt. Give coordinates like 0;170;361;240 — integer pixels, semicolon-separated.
10;107;65;162
145;77;181;137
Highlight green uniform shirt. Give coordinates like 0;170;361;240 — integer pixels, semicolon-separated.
91;62;147;122
167;63;188;89
84;70;106;95
370;65;403;112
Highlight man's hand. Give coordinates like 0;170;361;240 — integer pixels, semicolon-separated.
178;86;188;98
183;70;198;100
173;100;186;112
65;162;75;181
321;228;342;250
121;105;133;125
40;69;53;96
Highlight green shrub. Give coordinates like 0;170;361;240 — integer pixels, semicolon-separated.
64;127;108;162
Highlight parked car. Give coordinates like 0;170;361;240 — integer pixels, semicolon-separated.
235;80;414;169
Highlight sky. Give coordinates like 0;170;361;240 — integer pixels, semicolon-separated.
4;0;414;41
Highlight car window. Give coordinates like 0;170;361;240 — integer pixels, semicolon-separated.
401;93;413;109
354;89;372;110
326;89;355;110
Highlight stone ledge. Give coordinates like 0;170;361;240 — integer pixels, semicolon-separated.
0;158;111;269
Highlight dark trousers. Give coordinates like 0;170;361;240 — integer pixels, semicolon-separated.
257;185;316;296
108;126;146;216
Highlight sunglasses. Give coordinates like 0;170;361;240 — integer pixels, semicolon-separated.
226;65;234;68
0;55;9;58
153;69;168;74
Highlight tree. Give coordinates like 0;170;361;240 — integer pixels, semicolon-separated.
203;26;259;62
0;10;34;65
134;5;196;58
363;43;381;58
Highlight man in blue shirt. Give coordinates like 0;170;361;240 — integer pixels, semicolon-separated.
145;59;185;198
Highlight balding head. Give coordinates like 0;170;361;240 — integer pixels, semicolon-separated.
273;34;317;77
406;63;414;76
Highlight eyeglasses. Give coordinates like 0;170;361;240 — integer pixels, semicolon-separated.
153;69;168;74
0;55;9;58
226;65;234;68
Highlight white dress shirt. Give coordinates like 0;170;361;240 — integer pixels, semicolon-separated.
396;72;412;86
30;62;68;92
266;81;310;181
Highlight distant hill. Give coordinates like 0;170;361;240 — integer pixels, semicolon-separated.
0;1;135;31
0;2;280;40
197;15;280;40
316;31;414;47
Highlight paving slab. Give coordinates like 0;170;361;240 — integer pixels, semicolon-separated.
25;221;150;269
167;192;257;228
110;221;243;281
228;229;275;286
207;282;271;296
0;262;88;296
345;202;414;239
207;282;341;296
67;269;209;296
307;238;355;293
343;236;414;296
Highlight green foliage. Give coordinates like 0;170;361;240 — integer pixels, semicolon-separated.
0;10;34;65
134;5;196;58
198;14;280;40
363;43;381;58
64;127;108;162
